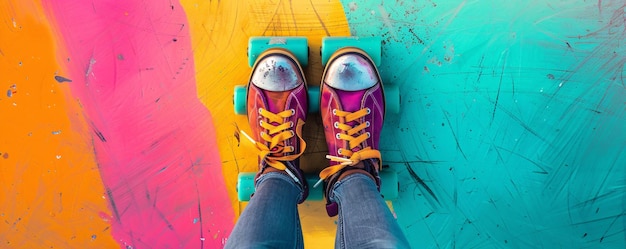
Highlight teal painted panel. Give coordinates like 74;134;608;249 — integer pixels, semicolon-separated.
341;1;626;248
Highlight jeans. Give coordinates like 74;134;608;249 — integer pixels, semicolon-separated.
225;172;411;249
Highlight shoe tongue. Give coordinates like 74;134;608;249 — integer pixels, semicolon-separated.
264;91;292;154
335;89;364;113
335;89;366;152
265;91;290;125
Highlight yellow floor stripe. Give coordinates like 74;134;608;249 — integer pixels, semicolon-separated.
181;0;350;247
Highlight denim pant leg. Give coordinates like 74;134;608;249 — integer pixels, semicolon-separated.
332;174;411;249
225;172;304;249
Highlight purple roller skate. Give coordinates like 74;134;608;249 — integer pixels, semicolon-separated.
317;47;385;216
245;48;309;203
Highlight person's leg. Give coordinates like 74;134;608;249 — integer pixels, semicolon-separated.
332;172;410;249
225;172;304;249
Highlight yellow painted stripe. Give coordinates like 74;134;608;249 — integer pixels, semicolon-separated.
181;0;350;247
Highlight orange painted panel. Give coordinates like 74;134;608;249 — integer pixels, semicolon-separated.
0;1;116;248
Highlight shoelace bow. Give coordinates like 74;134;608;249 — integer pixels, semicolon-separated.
315;108;381;187
241;108;306;183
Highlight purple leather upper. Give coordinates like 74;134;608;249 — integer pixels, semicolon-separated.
246;51;309;203
321;51;385;164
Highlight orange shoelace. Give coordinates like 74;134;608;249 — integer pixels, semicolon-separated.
240;108;306;183
315;107;381;187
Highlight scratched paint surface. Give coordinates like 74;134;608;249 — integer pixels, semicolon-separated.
0;1;118;248
2;0;625;248
341;1;626;248
41;0;235;247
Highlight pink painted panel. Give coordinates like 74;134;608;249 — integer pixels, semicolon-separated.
43;0;234;247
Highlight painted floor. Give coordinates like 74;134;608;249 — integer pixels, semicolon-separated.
1;0;625;248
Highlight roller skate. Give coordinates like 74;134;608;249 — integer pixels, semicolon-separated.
234;37;311;203
316;37;397;216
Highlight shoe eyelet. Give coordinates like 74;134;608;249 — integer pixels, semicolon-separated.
366;121;370;127
260;132;265;136
289;146;294;151
290;131;295;136
335;133;341;139
259;120;264;126
290;109;295;115
258;108;264;114
366;108;371;114
338;148;343;154
332;109;337;115
334;122;339;128
366;132;371;138
290;121;294;128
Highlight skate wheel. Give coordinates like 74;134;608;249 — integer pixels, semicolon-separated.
307;86;320;113
321;37;382;67
248;37;309;67
233;85;247;115
237;172;256;201
385;85;400;114
379;170;398;200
